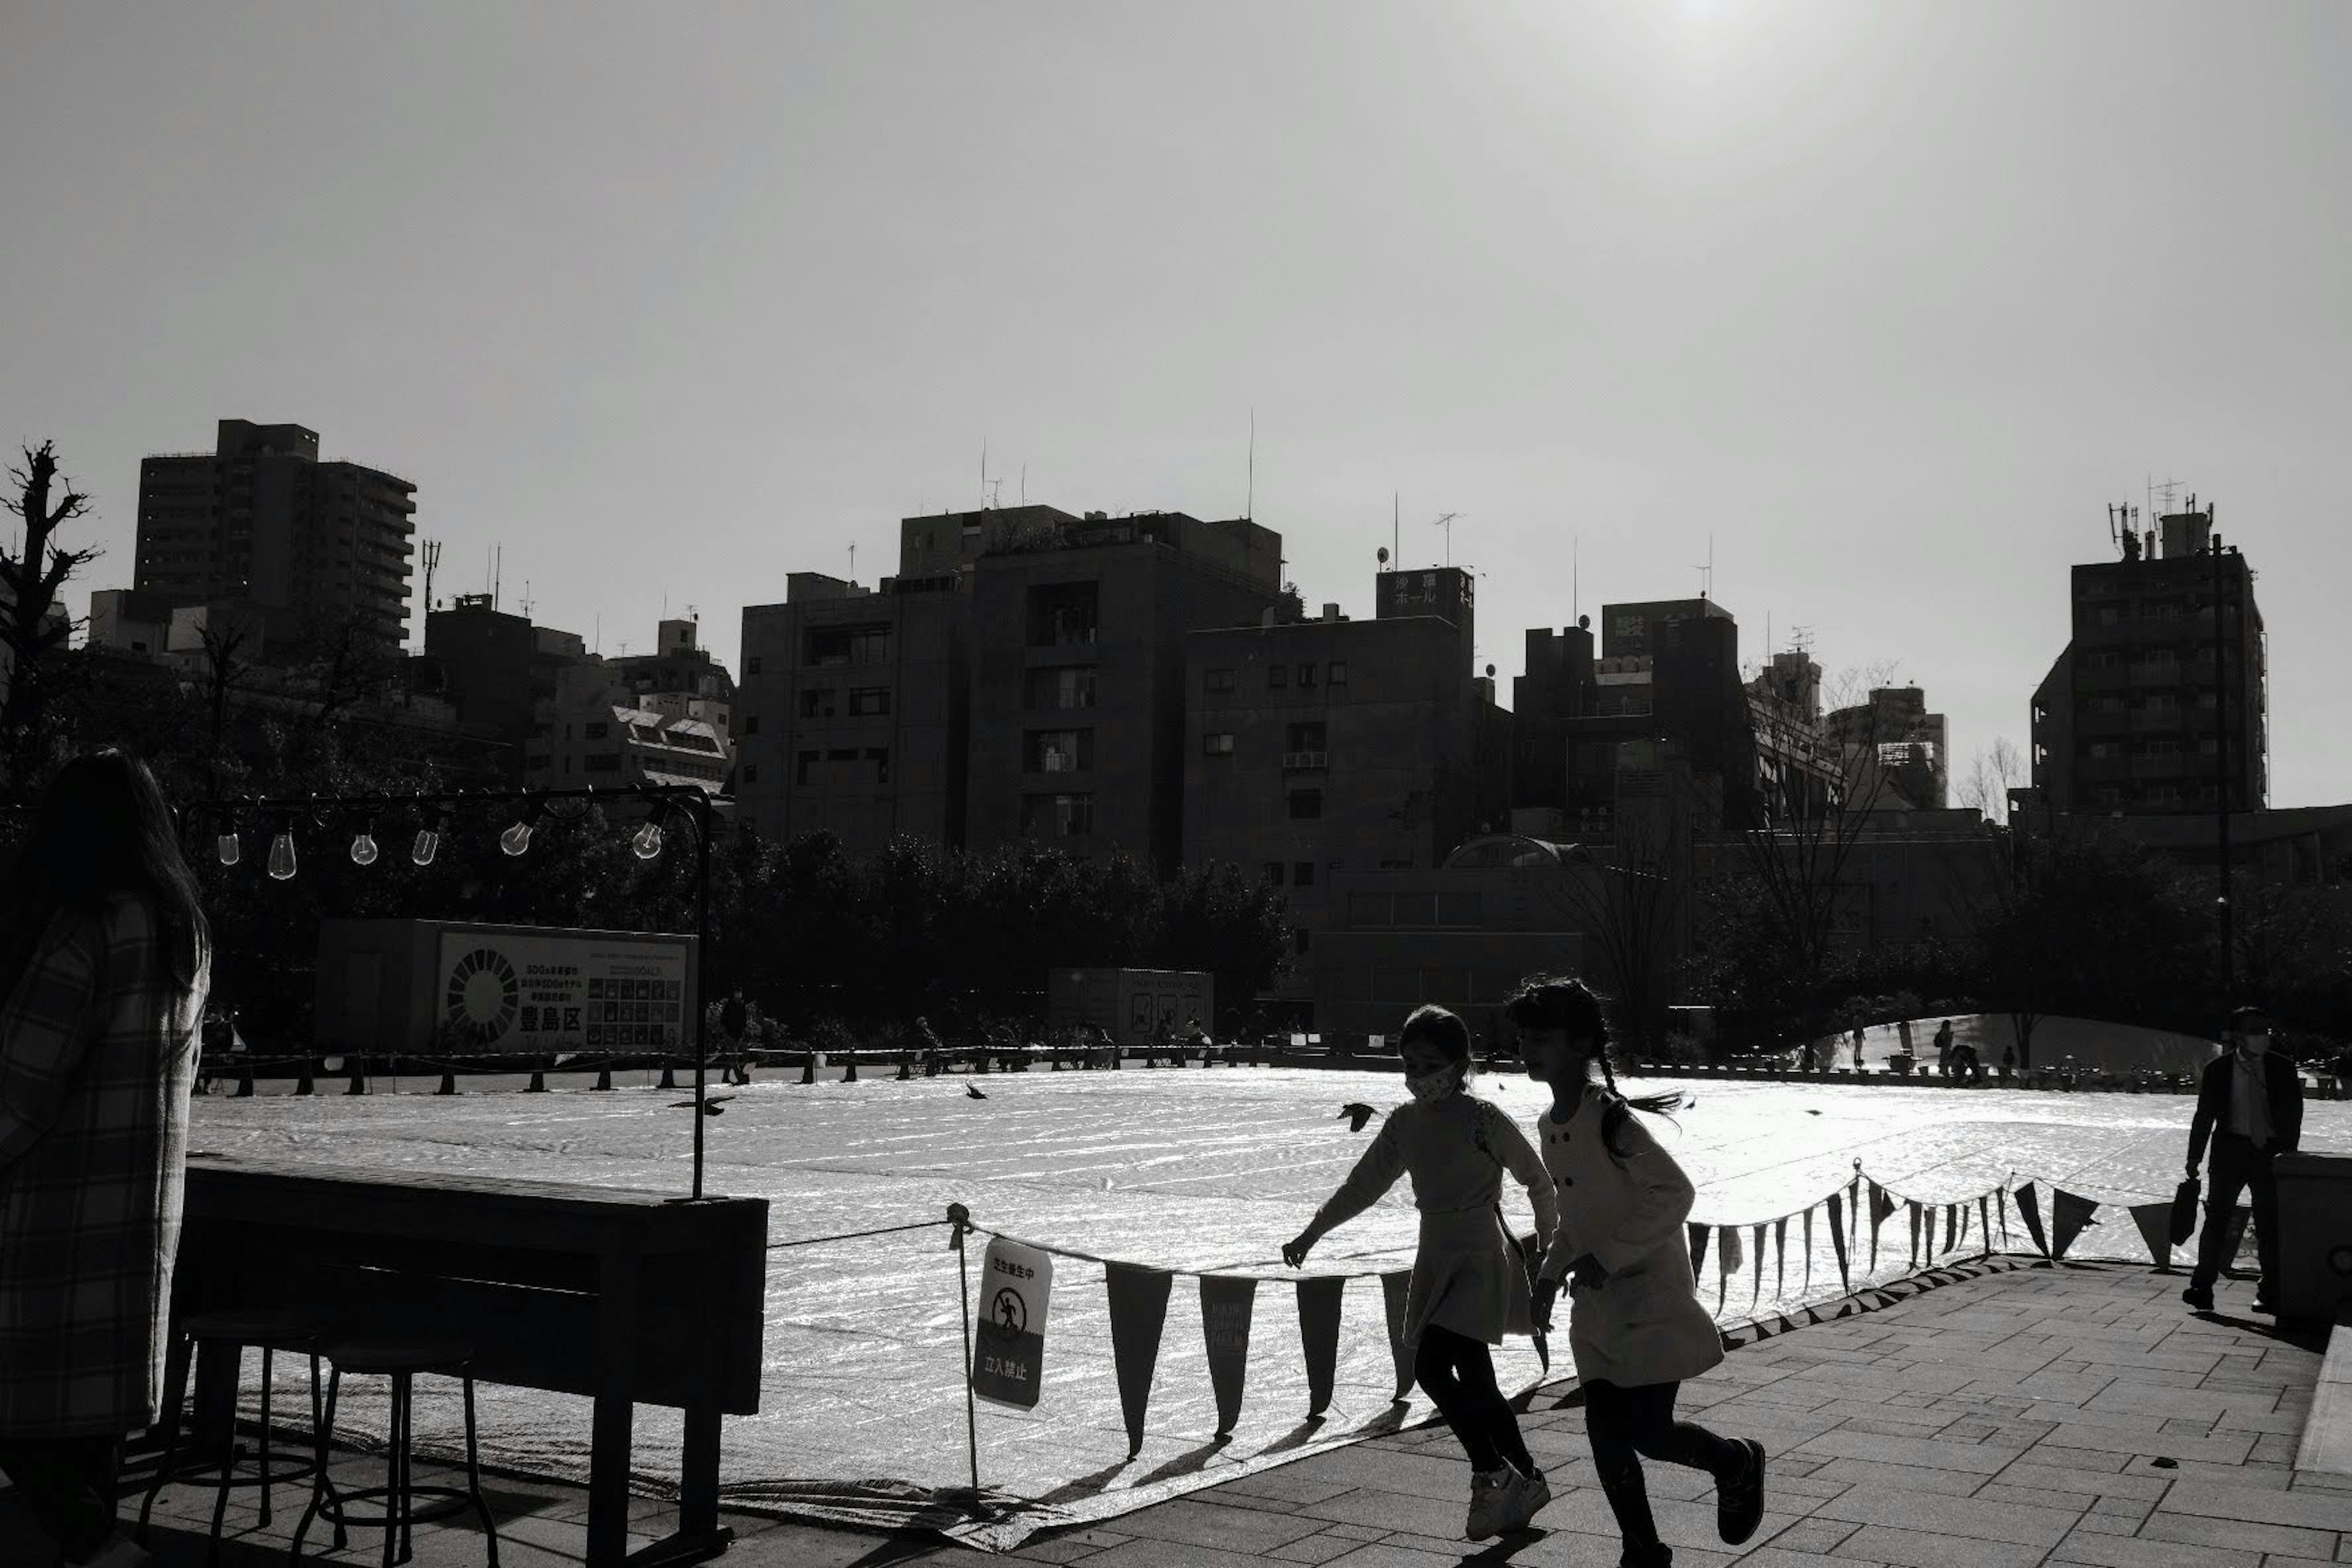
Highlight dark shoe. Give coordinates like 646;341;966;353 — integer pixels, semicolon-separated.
2182;1285;2214;1311
1618;1545;1673;1568
2252;1296;2277;1315
1717;1438;1766;1545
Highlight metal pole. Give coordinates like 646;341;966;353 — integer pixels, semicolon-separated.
949;1205;982;1512
693;793;712;1202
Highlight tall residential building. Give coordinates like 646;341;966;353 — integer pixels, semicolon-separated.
2027;502;2266;815
1826;685;1948;812
1547;597;1756;832
134;420;417;657
1183;567;1510;990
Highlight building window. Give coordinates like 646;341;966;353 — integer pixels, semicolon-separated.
1288;788;1322;820
1025;729;1094;773
1204;668;1235;695
1024;666;1097;711
524;754;550;771
1264;862;1284;886
1293;928;1311;956
1287;721;1327;753
1020;793;1095;838
741;715;760;735
742;764;759;784
585;753;622;773
1293;861;1315;888
584;722;609;740
1268;665;1287;689
747;657;762;676
798;689;834;719
796;750;819;785
1328;662;1347;685
1204;732;1235;756
864;747;891;785
1026;582;1099;648
807;625;892;666
848;687;891;716
1298;663;1316;688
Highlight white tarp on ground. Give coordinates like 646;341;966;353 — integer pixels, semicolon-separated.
187;1068;2331;1549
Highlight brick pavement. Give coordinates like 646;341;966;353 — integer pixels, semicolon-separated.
16;1259;2341;1567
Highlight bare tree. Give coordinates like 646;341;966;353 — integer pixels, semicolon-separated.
1553;794;1687;1058
195;619;252;786
1;442;101;793
1957;737;2026;824
296;610;400;731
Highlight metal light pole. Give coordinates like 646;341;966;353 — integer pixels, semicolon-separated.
2212;526;2233;1021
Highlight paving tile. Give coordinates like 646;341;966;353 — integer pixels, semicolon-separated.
1790;1429;2025;1476
1807;1457;1986;1499
1082;1540;1272;1568
2163;1480;2352;1532
2137;1509;2339;1559
1994;1459;2168;1500
1316;1543;1463;1568
1978;1479;2094;1511
1219;1465;1363;1508
1096;1496;1332;1553
1766;1516;1861;1553
2042;1422;2259;1465
1810;1485;2081;1548
1827;1523;2049;1568
2046;1523;2262;1567
1268;1531;1373;1564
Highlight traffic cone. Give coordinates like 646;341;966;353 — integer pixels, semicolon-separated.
659;1064;677;1090
437;1071;458;1096
527;1070;546;1092
594;1066;614;1091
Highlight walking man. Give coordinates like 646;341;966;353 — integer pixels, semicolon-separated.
2184;1006;2302;1314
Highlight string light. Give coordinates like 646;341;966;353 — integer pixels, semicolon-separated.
499;798;545;857
412;813;447;867
266;820;298;881
631;818;665;860
216;831;241;867
349;822;379;867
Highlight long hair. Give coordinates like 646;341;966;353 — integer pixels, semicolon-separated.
1398;1003;1473;1079
1504;974;1683;1159
0;750;208;1000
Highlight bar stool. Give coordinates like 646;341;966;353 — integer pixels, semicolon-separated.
290;1336;500;1568
138;1305;337;1566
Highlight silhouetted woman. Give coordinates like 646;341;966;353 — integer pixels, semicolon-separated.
0;752;210;1568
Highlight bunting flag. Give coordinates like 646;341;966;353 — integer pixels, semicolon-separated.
1866;1183;1886;1270
1978;1195;1992;1256
1689;1221;1710;1279
1774;1217;1789;1302
2014;1183;2050;1258
1199;1276;1257;1435
1945;1203;1959;1257
1908;1202;1924;1270
1751;1224;1766;1306
1847;1175;1863;1257
1104;1263;1174;1456
1718;1224;1743;1310
1294;1277;1345;1417
2051;1189;2098;1261
1956;1202;1970;1251
1801;1208;1815;1292
1379;1270;1415;1401
1826;1193;1850;1292
2128;1202;2175;1271
1996;1186;2011;1247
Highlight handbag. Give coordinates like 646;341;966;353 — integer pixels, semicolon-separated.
2170;1175;2200;1246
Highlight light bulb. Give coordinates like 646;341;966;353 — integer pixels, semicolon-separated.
412;827;440;867
267;830;298;881
499;819;534;856
631;820;664;860
349;831;379;867
216;833;241;867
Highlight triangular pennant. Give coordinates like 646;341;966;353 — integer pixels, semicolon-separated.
1826;1193;1850;1292
1751;1223;1766;1306
2014;1183;2049;1258
1199;1275;1257;1435
1801;1207;1815;1292
1104;1263;1174;1455
2128;1202;2174;1271
1774;1216;1789;1302
1379;1270;1415;1401
1978;1194;1992;1256
1945;1203;1958;1257
1996;1186;2011;1246
2051;1189;2098;1261
1718;1224;1742;1310
1868;1186;1883;1272
1956;1202;1970;1251
1872;1182;1899;1226
1294;1276;1345;1416
1909;1202;1924;1270
1689;1221;1710;1278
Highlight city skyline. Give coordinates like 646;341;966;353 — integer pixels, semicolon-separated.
5;2;2347;803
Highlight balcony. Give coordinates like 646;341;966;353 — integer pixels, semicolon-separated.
1282;751;1329;772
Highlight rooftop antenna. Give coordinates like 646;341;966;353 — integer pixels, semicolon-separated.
848;541;857;581
1573;534;1580;624
981;439;987;510
1692;533;1714;599
420;538;441;624
1433;511;1461;567
1392;492;1400;568
984;477;1004;508
1020;464;1027;507
593;613;600;655
1246;409;1255;521
493;544;502;611
519;579;534;619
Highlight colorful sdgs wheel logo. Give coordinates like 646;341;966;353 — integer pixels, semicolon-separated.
445;948;520;1047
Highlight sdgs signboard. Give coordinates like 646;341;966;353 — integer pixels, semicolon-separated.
438;928;693;1053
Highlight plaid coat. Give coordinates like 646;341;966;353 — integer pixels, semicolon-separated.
0;895;208;1436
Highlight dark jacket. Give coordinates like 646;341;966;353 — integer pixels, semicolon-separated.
2188;1049;2304;1167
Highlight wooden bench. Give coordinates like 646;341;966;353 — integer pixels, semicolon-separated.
172;1158;767;1567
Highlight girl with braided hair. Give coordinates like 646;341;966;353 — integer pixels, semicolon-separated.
1508;976;1764;1567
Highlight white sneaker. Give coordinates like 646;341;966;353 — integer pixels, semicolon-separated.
1466;1468;1516;1540
1509;1466;1553;1529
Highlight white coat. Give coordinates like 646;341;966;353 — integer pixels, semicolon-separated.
1538;1089;1723;1389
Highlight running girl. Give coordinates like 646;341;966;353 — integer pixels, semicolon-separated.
1282;1005;1558;1540
1509;977;1765;1567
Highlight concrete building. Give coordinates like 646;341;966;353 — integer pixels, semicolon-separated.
963;509;1283;869
2028;502;2266;815
1826;685;1949;812
134;420;417;658
1746;649;1841;826
416;596;601;785
86;589;177;658
1545;597;1755;833
735;569;971;851
1183;567;1510;992
1513;617;1599;821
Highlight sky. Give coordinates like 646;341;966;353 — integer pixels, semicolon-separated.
4;1;2347;805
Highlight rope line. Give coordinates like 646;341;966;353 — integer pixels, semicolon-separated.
767;1219;952;1251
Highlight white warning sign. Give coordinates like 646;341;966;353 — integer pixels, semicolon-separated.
971;1237;1053;1410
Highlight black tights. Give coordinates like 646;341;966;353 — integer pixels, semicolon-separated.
1414;1325;1533;1476
0;1434;122;1563
1584;1380;1742;1562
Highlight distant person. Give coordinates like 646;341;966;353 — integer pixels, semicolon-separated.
1798;1038;1817;1074
1934;1020;1954;1077
1512;978;1766;1566
2183;1006;2303;1315
1999;1043;2016;1085
0;752;212;1568
1284;1005;1559;1541
1852;1028;1866;1069
1896;1019;1913;1058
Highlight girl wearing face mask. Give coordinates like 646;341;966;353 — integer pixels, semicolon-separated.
1510;977;1764;1568
1283;1005;1558;1540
